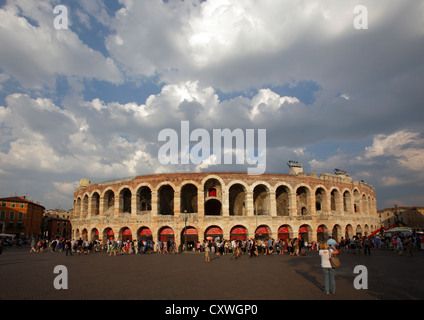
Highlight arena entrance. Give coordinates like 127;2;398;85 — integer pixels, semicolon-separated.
298;225;310;242
103;228;115;242
278;226;290;240
138;227;153;241
120;227;132;242
181;227;198;250
230;225;247;241
255;225;270;240
159;226;175;242
204;226;223;241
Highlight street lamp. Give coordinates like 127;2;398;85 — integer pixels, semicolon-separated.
183;210;188;252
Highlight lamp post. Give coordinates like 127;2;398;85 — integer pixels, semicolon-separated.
183;210;188;252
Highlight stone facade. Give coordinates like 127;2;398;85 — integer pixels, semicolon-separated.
71;172;379;245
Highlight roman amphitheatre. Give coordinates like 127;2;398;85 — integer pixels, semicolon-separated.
71;163;378;246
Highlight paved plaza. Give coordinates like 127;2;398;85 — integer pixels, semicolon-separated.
1;247;423;300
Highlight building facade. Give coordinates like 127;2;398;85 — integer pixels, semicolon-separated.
378;206;424;231
71;170;379;246
42;209;73;239
0;196;45;239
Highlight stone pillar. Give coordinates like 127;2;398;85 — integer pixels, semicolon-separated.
309;193;316;216
270;189;277;216
151;190;158;217
336;193;343;215
114;196;120;217
99;196;105;217
87;196;92;219
174;191;181;216
197;190;204;216
246;191;254;216
131;192;137;216
288;192;297;216
222;190;229;216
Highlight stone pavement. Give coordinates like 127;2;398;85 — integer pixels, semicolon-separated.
1;247;423;300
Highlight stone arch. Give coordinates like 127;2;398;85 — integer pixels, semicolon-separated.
276;184;290;216
91;192;100;216
201;174;226;192
343;189;353;213
204;225;224;241
180;183;198;213
75;197;82;217
278;224;293;240
229;183;247;216
315;186;328;212
296;185;311;216
332;224;342;242
230;225;248;240
103;227;115;242
81;228;88;241
255;224;271;239
91;228;99;240
158;226;175;242
330;188;341;213
136;185;152;213
362;194;369;215
180;226;198;249
353;189;361;213
298;224;312;242
158;184;174;215
253;184;270;216
204;177;223;215
345;224;354;239
137;226;153;241
102;189;115;216
119;226;133;241
81;194;89;217
118;187;132;214
356;225;363;237
317;224;329;242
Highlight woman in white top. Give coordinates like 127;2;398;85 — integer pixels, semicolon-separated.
319;242;337;295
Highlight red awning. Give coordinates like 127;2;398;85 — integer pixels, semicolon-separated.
255;227;269;234
278;227;289;233
299;226;308;233
139;228;152;235
317;227;324;233
160;227;174;235
122;229;132;235
206;227;223;235
208;188;217;197
107;229;114;236
184;227;198;235
231;227;246;234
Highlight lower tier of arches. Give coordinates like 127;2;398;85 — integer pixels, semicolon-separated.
72;218;378;246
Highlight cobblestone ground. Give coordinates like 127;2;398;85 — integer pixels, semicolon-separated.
1;247;423;300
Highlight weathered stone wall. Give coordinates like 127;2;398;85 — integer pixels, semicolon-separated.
71;172;378;244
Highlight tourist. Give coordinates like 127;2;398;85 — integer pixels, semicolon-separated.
326;236;338;251
65;239;73;256
319;242;337;295
363;236;371;255
29;239;36;253
109;239;117;256
205;241;211;263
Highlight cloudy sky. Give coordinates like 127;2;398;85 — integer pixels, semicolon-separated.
0;0;423;210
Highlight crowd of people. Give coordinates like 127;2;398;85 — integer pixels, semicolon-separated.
334;232;424;256
1;230;422;258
